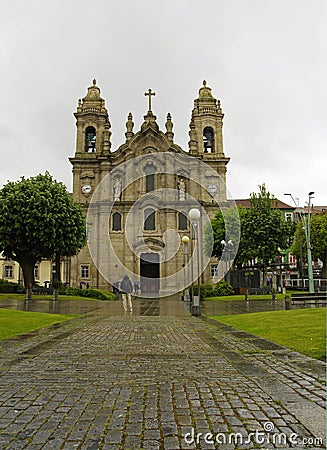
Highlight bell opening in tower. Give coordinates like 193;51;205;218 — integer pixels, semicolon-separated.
203;127;214;153
85;126;96;153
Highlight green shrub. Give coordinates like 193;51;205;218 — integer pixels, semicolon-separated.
59;285;115;301
192;285;205;301
192;283;215;300
213;280;234;296
80;288;115;301
0;279;18;293
202;283;215;298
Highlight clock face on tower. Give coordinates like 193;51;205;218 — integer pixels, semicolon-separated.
82;184;92;194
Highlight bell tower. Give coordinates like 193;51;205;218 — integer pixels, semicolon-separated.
70;80;111;205
189;80;226;156
74;79;111;157
188;80;230;201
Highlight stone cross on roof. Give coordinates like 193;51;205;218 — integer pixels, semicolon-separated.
144;89;156;112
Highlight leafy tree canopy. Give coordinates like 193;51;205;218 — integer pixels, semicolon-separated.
0;172;86;296
311;212;327;263
207;184;296;283
204;206;245;266
292;211;327;277
244;184;294;265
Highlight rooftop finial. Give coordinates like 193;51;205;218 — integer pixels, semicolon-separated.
93;79;97;85
125;112;134;138
203;80;207;86
165;113;174;140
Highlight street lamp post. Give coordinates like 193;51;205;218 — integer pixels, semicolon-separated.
188;208;201;316
221;239;233;283
285;192;315;293
182;235;190;301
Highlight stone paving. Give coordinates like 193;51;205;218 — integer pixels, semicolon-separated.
0;298;325;449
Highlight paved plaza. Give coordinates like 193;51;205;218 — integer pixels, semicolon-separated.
0;297;325;449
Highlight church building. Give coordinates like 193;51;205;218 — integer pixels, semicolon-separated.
69;80;232;297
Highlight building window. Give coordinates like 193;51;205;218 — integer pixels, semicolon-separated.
112;212;122;231
145;174;154;192
34;265;39;280
289;253;297;265
144;163;156;192
85;126;96;153
203;127;214;153
4;265;13;278
178;212;188;230
81;265;90;279
211;264;219;277
144;208;155;231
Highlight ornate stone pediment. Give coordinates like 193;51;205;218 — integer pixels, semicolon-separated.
133;237;164;253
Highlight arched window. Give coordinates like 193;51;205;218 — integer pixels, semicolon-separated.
144;163;156;192
112;212;122;231
203;127;214;153
144;208;155;231
85;126;96;152
146;174;154;192
178;212;188;230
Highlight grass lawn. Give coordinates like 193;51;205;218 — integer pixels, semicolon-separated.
0;293;98;302
205;290;311;302
0;309;78;341
209;308;326;360
205;293;285;301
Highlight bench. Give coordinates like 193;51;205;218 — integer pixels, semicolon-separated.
248;287;272;295
32;287;54;295
285;292;327;309
245;287;276;301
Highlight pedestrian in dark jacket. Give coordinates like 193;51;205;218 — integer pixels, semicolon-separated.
113;281;120;299
120;275;133;313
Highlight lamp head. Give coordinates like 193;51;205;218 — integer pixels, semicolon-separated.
188;208;201;221
182;235;190;244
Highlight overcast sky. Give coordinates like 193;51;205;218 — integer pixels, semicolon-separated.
1;0;326;206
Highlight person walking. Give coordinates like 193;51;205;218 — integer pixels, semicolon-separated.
120;275;133;313
112;281;120;300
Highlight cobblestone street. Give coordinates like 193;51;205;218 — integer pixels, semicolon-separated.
0;298;325;449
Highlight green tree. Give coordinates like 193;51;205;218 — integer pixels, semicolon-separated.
243;184;295;284
292;211;327;278
208;185;295;285
291;222;306;279
311;212;327;278
0;173;86;299
204;206;247;267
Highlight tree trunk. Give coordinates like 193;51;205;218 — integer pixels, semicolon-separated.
262;261;268;287
53;253;61;301
322;255;327;280
19;259;36;300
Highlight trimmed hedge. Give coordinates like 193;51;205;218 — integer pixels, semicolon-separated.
0;279;18;293
59;286;115;301
213;280;234;297
193;281;234;300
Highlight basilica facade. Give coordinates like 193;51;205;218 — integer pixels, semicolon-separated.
69;80;231;296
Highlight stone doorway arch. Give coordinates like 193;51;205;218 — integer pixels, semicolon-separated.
140;253;160;293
